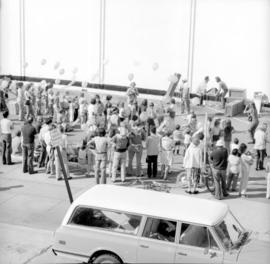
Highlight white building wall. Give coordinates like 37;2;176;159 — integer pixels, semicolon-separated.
0;0;269;98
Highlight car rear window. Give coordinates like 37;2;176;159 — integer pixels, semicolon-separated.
69;206;142;235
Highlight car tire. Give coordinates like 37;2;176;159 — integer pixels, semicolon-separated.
92;253;121;264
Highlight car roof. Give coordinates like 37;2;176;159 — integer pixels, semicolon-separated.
71;185;228;226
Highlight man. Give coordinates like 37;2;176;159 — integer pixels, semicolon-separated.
197;76;209;106
215;76;228;109
210;139;229;200
127;82;139;106
180;79;190;114
111;126;130;183
21;117;37;174
0;110;14;165
146;127;160;178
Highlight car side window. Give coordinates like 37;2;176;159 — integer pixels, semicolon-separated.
142;217;176;243
69;207;142;235
179;223;209;248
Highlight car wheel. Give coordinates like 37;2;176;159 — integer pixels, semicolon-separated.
93;254;121;264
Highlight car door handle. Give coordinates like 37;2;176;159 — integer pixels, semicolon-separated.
177;252;187;256
139;244;149;248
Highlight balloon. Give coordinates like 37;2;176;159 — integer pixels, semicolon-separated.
128;73;134;81
54;61;60;70
23;62;29;68
41;59;47;65
55;79;61;85
82;81;88;88
152;62;159;71
59;68;65;75
72;67;78;74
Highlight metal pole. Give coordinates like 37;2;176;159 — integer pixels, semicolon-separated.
56;146;73;203
99;0;106;84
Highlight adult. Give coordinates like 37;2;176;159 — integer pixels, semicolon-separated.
254;123;268;170
21;117;37;174
16;82;24;121
0;110;14;165
238;143;253;197
127;82;139;106
145;127;160;178
244;102;259;144
111;126;130;183
55;126;71;181
197;76;209;106
180;79;191;114
88;127;109;184
24;83;34;120
127;121;145;177
215;76;228;109
209;139;229;200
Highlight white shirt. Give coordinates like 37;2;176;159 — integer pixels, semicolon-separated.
17;88;23;102
39;124;49;141
0;118;13;134
183;143;202;169
197;81;208;94
228;154;240;174
254;129;267;150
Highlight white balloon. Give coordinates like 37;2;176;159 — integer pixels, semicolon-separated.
128;73;134;81
23;62;29;68
72;67;78;74
54;61;60;70
152;62;159;71
41;59;47;65
59;68;65;75
55;79;61;85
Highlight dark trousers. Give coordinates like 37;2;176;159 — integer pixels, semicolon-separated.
22;143;34;173
2;134;12;164
226;172;239;191
248;121;259;142
147;155;158;178
212;168;228;200
256;149;266;169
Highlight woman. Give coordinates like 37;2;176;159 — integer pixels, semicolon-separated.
244;102;259;144
239;143;253;197
24;83;34;119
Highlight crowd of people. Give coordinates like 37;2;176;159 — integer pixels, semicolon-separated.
0;77;269;200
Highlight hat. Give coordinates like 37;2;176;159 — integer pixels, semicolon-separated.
216;139;225;147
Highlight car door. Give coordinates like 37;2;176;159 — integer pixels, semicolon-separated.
174;222;224;264
136;216;177;263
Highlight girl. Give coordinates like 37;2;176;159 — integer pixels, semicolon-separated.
160;130;174;180
227;148;240;192
239;143;254;198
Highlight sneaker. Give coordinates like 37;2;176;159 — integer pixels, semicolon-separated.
192;190;199;194
57;178;63;181
185;190;192;194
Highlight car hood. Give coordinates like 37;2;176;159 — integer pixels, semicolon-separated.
237;239;270;264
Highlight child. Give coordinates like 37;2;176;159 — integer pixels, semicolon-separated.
12;130;22;156
173;124;182;155
160;131;174;180
265;156;270;199
78;140;89;176
223;119;234;154
183;136;202;194
183;128;192;156
227;149;241;191
231;138;239;153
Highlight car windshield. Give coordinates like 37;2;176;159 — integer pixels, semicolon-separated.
214;211;246;250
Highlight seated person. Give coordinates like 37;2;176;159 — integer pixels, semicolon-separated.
12;130;22;155
180;224;208;248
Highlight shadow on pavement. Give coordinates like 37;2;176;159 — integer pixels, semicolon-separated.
0;184;24;191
